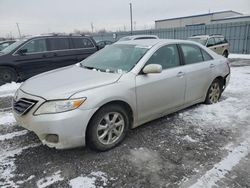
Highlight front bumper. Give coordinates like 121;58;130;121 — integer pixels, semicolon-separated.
13;90;97;149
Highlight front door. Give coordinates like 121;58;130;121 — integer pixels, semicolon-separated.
13;38;52;80
136;44;186;124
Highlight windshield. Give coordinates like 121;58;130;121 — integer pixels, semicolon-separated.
81;44;149;73
1;39;27;54
188;38;207;46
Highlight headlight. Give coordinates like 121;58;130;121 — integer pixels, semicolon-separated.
34;98;86;115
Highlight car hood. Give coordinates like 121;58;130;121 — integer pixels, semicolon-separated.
20;65;122;100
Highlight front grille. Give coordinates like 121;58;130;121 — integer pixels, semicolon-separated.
13;98;38;115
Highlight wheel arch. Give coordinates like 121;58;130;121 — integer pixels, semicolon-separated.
85;100;134;143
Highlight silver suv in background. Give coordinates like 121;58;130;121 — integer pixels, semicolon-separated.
118;35;159;41
188;34;230;57
13;39;230;151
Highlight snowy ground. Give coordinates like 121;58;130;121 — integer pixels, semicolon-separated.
0;59;250;188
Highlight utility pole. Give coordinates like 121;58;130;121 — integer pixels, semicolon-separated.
91;22;94;33
130;3;133;35
16;23;21;38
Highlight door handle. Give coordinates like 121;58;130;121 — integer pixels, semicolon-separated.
177;71;185;77
53;53;58;57
210;63;215;68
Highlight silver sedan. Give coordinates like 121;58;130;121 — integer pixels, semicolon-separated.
13;39;230;151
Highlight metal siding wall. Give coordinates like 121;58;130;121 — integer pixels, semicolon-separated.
92;21;250;54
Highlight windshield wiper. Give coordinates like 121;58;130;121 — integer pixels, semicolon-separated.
83;66;109;73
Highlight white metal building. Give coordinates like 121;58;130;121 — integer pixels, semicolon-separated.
155;10;250;29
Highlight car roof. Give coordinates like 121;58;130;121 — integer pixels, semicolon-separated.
189;34;224;39
115;39;196;47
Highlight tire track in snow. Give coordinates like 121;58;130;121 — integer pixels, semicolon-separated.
186;139;250;188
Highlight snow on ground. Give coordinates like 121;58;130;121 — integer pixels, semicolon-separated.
180;66;250;129
229;53;250;59
0;82;21;97
0;144;40;188
0;111;16;126
0;130;28;141
69;171;108;188
181;66;250;187
188;140;250;188
36;170;64;188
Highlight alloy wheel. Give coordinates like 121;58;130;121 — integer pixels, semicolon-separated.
97;112;125;145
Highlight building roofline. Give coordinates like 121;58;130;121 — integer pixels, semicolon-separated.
212;15;250;21
155;10;242;22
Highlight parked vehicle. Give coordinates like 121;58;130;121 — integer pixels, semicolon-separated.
188;34;230;57
13;39;230;151
0;34;98;85
118;35;159;41
0;40;16;51
96;40;113;49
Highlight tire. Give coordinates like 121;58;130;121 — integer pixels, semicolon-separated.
223;50;228;58
86;104;129;151
0;67;18;85
205;79;222;104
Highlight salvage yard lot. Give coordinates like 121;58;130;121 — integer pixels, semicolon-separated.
0;59;250;188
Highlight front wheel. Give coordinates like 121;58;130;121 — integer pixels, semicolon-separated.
86;104;129;151
223;51;229;58
0;67;18;85
205;79;222;104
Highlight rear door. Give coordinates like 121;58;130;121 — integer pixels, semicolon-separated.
47;37;77;69
179;44;213;103
207;37;218;53
12;38;52;79
136;44;186;124
71;37;98;62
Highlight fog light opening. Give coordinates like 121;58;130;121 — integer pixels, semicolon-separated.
45;134;59;143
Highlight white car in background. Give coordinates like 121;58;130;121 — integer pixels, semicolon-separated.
118;35;159;41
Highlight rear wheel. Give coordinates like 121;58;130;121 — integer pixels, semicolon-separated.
223;50;228;58
205;79;222;104
86;104;129;151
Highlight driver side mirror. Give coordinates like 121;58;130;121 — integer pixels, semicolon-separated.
142;64;162;74
18;49;28;55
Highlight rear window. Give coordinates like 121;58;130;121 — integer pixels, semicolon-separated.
180;44;203;65
72;38;95;49
48;38;70;51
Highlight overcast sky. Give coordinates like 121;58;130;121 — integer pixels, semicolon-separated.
0;0;250;37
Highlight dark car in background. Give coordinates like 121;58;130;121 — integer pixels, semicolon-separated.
0;40;16;51
96;40;113;49
0;34;99;85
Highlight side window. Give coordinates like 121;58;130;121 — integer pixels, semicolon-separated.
48;38;70;51
214;37;221;45
180;44;203;65
72;38;94;49
146;44;180;69
201;49;213;61
20;39;47;53
207;38;215;47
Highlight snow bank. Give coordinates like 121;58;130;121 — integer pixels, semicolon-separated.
0;82;21;97
229;53;250;59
